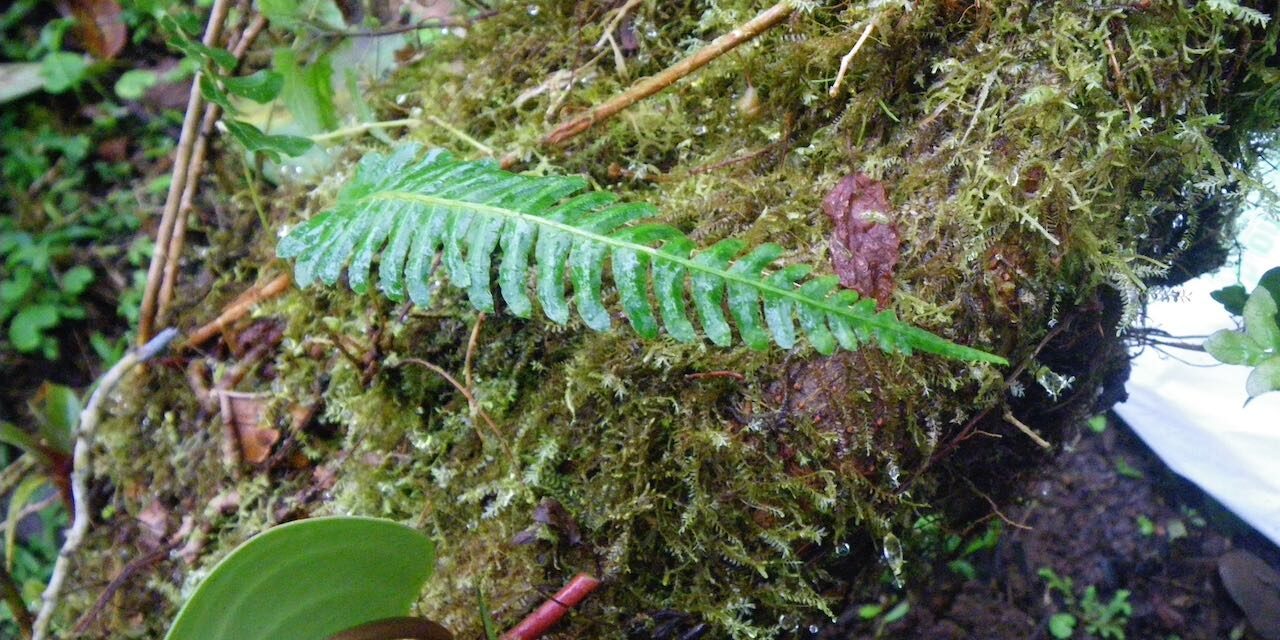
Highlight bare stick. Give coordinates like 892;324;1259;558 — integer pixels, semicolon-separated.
544;1;794;145
463;312;486;393
501;574;602;640
32;328;179;640
137;0;232;345
71;541;177;635
399;358;513;463
828;19;877;98
156;14;269;328
184;273;292;349
1002;409;1051;450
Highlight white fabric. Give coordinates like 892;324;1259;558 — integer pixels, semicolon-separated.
1116;208;1280;546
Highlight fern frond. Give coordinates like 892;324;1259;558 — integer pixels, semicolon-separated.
278;145;1006;364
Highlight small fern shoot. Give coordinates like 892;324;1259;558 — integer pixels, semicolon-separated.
277;145;1006;364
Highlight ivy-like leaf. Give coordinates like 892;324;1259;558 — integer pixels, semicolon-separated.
222;120;314;161
278;146;1006;364
222;69;284;103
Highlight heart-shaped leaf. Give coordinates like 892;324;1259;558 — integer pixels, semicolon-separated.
164;516;435;640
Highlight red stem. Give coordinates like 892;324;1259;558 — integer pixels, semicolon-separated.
501;574;601;640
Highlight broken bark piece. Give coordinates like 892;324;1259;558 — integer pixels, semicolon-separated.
822;174;900;308
218;391;280;465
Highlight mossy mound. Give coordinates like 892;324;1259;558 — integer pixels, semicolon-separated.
70;1;1278;638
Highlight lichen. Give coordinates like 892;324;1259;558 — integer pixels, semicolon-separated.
67;0;1280;638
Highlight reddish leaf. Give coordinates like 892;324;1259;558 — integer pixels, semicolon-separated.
57;0;127;59
822;173;900;308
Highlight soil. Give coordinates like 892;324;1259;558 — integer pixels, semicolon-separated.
819;414;1280;640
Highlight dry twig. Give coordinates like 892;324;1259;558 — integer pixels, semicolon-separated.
1002;409;1051;450
544;1;794;145
155;14;269;328
32;328;178;640
828;19;877;98
184;273;292;349
137;0;232;345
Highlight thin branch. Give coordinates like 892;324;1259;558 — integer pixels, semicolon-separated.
962;476;1032;531
399;358;513;463
184;274;292;350
155;14;269;328
501;574;601;640
308;11;497;38
463;312;486;393
71;541;177;635
309;118;422;143
544;1;794;145
32;328;179;640
1002;409;1051;450
425;115;494;156
828;18;877;98
137;0;233;345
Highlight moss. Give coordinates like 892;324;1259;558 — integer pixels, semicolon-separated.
66;0;1280;638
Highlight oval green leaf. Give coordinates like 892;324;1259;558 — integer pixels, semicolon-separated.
165;516;435;640
1246;355;1280;400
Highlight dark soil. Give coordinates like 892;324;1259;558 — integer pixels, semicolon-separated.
822;414;1280;640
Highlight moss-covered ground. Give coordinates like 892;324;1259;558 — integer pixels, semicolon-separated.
61;0;1280;637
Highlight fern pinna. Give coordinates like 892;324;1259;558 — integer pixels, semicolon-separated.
277;145;1005;364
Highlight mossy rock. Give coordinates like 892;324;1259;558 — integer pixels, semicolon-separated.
74;1;1278;638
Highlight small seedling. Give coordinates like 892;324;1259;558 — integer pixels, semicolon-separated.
1038;568;1132;639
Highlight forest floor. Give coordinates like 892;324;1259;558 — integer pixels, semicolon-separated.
824;413;1279;640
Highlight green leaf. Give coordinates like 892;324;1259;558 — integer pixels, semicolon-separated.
477;586;497;640
1211;284;1248;316
6;476;48;571
60;265;93;295
8;303;59;352
0;423;46;465
1244;286;1280;350
39;52;88;94
199;74;235;112
222;70;284;103
164;516;435;640
881;600;910;624
1049;613;1077;639
114;69;158;100
1245;355;1280;400
159;16;237;70
274;49;338;134
34;382;78;455
277;146;1007;364
222;120;314;160
1204;329;1266;365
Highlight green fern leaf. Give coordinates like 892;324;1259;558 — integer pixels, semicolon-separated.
277;145;1006;365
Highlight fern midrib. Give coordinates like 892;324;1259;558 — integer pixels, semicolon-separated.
369;191;1004;364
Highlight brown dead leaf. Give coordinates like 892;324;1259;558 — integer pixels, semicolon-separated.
822;173;900;308
220;392;280;464
137;500;169;550
56;0;126;59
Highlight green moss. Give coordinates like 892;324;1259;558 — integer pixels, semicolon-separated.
67;0;1280;638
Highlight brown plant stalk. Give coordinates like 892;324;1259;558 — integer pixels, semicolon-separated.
544;1;794;146
137;0;232;345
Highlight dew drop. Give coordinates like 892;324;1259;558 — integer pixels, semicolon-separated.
808;625;820;634
395;93;408;105
834;541;851;557
527;4;540;15
694;125;708;135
